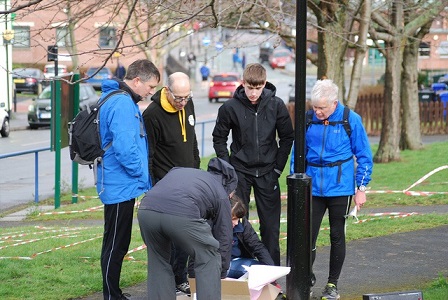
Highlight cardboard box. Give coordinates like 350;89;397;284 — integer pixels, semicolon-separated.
189;278;281;300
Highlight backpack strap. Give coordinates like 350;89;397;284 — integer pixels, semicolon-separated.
94;90;127;190
305;106;351;137
95;89;127;149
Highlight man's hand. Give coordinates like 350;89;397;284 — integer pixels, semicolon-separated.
354;189;366;210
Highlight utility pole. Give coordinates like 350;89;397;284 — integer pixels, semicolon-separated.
286;0;313;299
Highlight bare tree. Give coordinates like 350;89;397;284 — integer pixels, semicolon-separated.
370;0;448;162
346;0;371;109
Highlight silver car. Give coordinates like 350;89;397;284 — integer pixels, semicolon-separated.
28;83;98;129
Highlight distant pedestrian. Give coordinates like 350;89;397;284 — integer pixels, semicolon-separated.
200;64;210;88
241;52;246;70
187;52;196;64
114;63;126;80
232;50;240;71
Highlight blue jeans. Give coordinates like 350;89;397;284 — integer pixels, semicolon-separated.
227;258;261;279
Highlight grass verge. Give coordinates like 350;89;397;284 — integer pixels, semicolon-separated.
1;141;448;299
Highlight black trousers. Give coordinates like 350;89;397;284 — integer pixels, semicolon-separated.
235;170;281;265
311;195;351;286
101;199;135;300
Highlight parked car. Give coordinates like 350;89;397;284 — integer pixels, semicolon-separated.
259;42;274;64
84;67;114;90
288;76;318;103
208;72;240;103
12;68;46;94
0;107;10;137
268;48;293;69
28;83;98;129
43;64;69;79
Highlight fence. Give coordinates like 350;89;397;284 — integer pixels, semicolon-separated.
287;93;448;135
0;119;216;205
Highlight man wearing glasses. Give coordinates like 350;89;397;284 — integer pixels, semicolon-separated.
142;71;200;296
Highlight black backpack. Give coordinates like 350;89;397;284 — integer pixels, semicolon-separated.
306;106;351;137
68;90;125;166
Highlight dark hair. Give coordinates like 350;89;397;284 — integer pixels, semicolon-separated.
124;59;160;82
230;194;247;218
243;63;266;86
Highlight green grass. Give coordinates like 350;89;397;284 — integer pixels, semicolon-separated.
1;142;448;299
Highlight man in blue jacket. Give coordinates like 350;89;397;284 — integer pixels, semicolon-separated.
291;79;373;300
97;59;160;300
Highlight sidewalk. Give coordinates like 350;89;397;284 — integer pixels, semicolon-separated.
36;204;444;300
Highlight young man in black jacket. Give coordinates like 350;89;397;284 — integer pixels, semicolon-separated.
212;63;294;266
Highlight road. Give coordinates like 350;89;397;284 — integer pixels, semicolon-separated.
0;36;297;212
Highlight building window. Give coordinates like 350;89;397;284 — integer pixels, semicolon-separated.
418;42;430;57
56;26;71;48
437;41;448;57
12;26;30;48
99;27;117;48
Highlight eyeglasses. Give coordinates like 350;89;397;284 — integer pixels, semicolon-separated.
168;88;193;103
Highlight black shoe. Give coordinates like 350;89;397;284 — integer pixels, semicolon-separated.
120;293;131;300
311;272;316;286
176;281;191;295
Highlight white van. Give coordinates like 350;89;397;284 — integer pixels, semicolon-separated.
43;64;69;79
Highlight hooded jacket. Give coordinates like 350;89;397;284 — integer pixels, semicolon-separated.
96;79;150;204
138;157;237;274
212;82;294;177
142;88;200;183
298;103;373;196
232;218;275;265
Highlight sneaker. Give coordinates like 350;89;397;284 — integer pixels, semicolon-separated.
321;283;340;300
311;272;316;286
120;293;131;300
176;281;191;295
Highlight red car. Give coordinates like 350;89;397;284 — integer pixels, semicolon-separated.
208;72;240;103
268;48;293;69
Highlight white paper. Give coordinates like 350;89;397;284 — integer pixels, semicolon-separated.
243;265;291;300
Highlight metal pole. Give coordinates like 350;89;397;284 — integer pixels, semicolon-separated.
54;80;61;209
72;73;80;204
286;174;312;299
286;0;312;299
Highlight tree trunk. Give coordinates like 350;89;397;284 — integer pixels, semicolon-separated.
316;1;349;101
374;38;403;163
346;0;371;109
400;37;423;150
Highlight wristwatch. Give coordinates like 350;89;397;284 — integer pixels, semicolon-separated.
358;185;367;192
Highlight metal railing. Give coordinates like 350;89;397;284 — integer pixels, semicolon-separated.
0;119;216;204
0;147;51;204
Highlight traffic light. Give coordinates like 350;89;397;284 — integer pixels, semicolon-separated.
47;45;58;62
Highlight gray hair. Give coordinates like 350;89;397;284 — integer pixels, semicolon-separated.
310;79;339;105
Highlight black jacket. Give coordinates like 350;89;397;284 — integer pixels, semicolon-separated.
139;158;237;275
212;82;294;176
234;218;275;266
142;88;200;182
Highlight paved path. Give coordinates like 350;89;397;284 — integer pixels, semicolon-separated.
68;205;448;300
